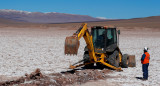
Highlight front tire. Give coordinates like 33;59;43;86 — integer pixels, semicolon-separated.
108;50;120;67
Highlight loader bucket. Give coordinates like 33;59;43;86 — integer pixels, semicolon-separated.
65;35;79;55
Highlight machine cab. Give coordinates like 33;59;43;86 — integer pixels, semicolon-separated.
91;26;118;53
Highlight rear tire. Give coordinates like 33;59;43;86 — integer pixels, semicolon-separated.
83;51;94;69
121;54;129;68
108;50;120;67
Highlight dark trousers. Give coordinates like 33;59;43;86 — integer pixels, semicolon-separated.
142;63;149;79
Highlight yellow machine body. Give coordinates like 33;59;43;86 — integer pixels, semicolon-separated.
65;23;124;71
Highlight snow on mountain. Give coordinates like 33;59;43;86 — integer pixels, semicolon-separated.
96;17;107;19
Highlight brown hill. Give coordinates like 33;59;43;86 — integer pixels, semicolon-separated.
0;14;160;28
0;17;38;28
100;16;160;28
46;16;160;28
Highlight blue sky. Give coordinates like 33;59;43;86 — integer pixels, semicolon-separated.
0;0;160;19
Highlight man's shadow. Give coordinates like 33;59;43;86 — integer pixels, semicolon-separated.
136;77;143;79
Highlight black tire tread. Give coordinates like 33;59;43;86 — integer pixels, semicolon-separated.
108;50;120;67
121;54;129;68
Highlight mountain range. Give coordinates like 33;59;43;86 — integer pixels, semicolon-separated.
0;9;104;23
0;9;160;28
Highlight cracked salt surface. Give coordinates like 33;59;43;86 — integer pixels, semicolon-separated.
0;27;160;86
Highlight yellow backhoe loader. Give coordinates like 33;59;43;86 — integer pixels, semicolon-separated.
65;23;135;71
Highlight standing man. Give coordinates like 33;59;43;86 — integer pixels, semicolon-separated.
141;47;150;80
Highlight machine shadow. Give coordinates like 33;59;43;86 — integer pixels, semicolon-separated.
60;65;113;74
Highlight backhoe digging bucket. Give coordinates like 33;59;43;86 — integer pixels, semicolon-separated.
65;35;79;55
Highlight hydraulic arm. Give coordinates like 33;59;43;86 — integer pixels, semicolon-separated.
65;23;96;61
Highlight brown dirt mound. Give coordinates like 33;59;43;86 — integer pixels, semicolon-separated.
0;68;43;86
0;68;112;86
